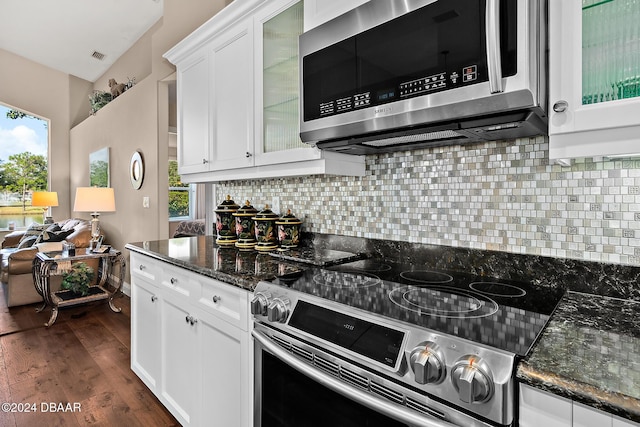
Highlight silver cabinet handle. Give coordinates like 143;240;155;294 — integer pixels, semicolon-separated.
252;330;457;427
212;295;221;303
170;277;177;285
485;0;503;93
202;158;209;164
151;295;157;302
139;264;145;270
553;100;569;113
246;152;252;158
185;315;197;326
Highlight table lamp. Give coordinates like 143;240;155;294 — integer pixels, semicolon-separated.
31;191;59;224
73;187;116;241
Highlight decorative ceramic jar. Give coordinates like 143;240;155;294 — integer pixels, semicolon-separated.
253;205;279;252
276;209;302;249
233;200;259;250
214;195;240;246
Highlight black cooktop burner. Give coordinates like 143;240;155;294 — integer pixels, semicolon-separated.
469;281;527;297
400;270;454;284
389;286;499;319
270;258;565;356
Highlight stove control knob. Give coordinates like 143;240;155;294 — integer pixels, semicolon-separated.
267;298;290;323
250;292;272;316
451;355;494;404
409;342;446;385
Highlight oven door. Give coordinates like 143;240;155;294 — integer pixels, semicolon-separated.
253;328;462;427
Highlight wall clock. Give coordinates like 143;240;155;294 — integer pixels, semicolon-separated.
130;151;144;190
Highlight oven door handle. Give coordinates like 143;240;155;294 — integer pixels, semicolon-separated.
252;330;460;427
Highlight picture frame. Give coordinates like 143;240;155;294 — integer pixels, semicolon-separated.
89;147;110;187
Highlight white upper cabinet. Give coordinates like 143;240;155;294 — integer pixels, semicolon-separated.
303;0;369;31
164;0;365;182
254;0;310;166
177;51;210;175
549;0;640;160
209;18;254;171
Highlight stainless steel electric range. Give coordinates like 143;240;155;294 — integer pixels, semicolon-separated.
251;258;565;427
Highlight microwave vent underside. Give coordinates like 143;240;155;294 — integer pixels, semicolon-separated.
313;110;547;155
362;130;462;147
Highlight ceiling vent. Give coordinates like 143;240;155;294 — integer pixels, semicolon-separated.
91;51;106;61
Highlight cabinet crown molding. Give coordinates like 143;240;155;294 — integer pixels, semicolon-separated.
164;0;266;65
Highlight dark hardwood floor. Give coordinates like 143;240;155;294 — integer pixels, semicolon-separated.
0;287;179;427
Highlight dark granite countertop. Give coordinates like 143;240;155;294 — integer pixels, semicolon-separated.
517;291;640;423
268;247;364;266
125;236;307;292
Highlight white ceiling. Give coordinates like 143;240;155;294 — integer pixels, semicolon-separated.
0;0;164;82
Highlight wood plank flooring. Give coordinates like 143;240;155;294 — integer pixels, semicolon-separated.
0;287;179;426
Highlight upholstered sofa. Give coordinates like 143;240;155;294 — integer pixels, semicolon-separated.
0;218;97;307
173;219;205;237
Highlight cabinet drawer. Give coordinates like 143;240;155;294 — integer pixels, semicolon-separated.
130;252;162;284
162;265;199;300
198;279;248;331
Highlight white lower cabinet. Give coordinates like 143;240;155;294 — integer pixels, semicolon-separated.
520;384;639;427
198;307;249;427
130;274;161;391
519;383;572;427
130;252;251;427
160;294;199;425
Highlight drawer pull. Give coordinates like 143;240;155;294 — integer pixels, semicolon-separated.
185;315;198;326
139;264;145;270
151;295;157;302
212;295;221;303
170;277;177;285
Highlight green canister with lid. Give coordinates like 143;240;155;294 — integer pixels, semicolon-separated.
276;209;302;249
214;195;240;246
253;205;279;251
233;200;259;250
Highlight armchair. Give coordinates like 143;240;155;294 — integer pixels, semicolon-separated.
0;218;97;307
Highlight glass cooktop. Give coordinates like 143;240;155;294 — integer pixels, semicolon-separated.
269;259;566;357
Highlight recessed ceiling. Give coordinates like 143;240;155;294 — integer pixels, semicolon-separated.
0;0;164;82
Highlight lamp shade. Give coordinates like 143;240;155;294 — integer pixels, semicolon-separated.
31;191;59;207
73;187;116;213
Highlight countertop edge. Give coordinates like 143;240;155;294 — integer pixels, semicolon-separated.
125;243;257;292
517;363;640;423
516;291;640;424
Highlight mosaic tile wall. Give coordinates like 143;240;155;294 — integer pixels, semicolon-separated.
214;136;640;266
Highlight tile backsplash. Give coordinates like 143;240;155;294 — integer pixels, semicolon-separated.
214;136;640;266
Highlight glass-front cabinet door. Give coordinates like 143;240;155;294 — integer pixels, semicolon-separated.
549;0;640;160
254;0;320;166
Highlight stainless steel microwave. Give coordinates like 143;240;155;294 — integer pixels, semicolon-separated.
299;0;547;155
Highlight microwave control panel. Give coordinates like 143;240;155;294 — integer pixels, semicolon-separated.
316;64;483;118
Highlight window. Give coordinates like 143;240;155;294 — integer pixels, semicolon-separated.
0;103;49;228
168;160;195;219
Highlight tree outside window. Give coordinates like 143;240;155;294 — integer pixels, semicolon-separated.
0;104;49;228
169;160;193;219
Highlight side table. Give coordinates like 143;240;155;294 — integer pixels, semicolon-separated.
32;249;126;327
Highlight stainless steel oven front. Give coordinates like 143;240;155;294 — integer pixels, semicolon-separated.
252;325;472;427
251;291;511;427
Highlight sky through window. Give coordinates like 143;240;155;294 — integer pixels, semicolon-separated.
0;104;48;162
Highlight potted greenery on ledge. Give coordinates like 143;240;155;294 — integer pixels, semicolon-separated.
61;262;95;297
